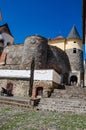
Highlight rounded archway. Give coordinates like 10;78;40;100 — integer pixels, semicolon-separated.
70;75;78;85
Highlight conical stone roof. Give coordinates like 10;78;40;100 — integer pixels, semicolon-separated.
0;23;12;36
67;26;81;39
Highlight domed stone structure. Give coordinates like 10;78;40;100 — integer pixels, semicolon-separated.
22;35;48;69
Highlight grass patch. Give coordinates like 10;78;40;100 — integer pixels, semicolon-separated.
0;105;86;130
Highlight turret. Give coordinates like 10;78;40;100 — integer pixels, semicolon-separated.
65;26;84;86
22;35;48;69
0;23;14;46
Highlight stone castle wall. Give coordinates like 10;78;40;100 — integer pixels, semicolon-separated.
66;49;84;72
0;35;85;97
0;78;56;98
0;35;71;75
47;45;71;74
22;36;48;69
0;79;29;97
0;44;23;69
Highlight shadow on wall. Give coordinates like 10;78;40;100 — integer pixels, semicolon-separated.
47;45;71;84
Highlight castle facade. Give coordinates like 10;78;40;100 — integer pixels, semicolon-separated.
0;23;85;98
48;26;84;86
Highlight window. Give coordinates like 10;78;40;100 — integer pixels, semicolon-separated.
74;41;76;43
7;42;11;46
73;48;76;53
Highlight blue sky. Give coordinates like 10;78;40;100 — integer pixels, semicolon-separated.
0;0;85;59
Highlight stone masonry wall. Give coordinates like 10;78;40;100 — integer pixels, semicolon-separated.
66;49;84;72
33;80;58;98
47;45;71;74
0;79;29;97
0;35;71;76
0;79;57;98
22;36;48;69
0;44;24;69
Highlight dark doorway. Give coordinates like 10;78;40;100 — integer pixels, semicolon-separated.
6;82;13;96
36;87;43;97
70;75;78;85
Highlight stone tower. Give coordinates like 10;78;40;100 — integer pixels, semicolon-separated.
83;0;86;86
22;35;48;69
65;26;84;86
0;23;14;46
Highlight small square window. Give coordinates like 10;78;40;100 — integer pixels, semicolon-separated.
73;48;76;53
74;41;76;43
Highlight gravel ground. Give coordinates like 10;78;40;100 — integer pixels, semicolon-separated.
0;104;86;130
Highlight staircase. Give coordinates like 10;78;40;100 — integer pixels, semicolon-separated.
36;97;86;114
51;86;86;98
35;86;86;114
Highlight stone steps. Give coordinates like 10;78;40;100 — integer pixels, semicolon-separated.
51;86;86;98
0;96;33;108
36;98;86;114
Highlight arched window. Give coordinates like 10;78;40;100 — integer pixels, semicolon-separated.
73;48;76;53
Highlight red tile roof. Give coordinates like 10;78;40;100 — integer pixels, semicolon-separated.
53;36;64;40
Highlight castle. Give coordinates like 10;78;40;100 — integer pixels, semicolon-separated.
0;22;85;98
